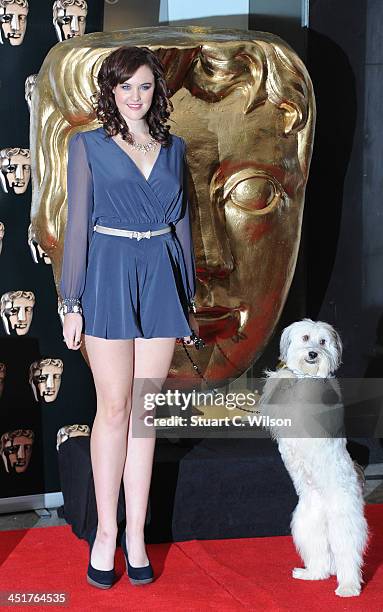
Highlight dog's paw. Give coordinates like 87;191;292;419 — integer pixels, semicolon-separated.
293;568;309;580
335;584;361;598
292;567;330;580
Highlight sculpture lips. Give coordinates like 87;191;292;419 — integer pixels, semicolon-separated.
196;306;239;343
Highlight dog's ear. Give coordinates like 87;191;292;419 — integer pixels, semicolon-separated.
279;324;293;362
331;327;343;369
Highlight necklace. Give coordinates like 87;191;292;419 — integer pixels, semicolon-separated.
129;134;158;154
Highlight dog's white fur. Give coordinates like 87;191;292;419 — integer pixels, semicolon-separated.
260;319;368;597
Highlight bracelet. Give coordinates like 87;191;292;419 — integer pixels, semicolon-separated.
188;297;197;314
62;297;83;315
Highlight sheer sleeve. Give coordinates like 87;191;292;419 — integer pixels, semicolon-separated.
59;132;93;315
174;138;197;307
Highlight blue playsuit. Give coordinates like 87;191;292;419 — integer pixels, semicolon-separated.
60;127;196;339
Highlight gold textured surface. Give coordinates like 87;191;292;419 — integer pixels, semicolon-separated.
30;27;315;382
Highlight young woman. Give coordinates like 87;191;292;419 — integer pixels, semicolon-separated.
60;46;199;588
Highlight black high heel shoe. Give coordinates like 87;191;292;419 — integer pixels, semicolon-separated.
120;528;154;585
86;526;116;589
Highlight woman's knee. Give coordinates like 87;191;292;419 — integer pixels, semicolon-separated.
96;395;131;427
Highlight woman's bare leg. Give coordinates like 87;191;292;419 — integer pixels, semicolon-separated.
84;334;134;570
122;337;176;566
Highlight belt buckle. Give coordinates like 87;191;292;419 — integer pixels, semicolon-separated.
135;230;151;241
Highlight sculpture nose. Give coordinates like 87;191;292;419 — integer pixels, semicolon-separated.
309;351;318;359
194;206;234;285
11;14;19;32
71;16;79;33
46;374;54;389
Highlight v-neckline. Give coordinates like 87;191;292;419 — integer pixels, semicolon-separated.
109;133;162;183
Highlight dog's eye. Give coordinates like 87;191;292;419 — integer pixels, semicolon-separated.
302;335;309;342
319;338;326;346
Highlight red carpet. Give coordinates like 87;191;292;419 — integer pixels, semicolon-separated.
0;504;382;611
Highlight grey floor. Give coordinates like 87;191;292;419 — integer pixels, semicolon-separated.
0;463;382;532
0;506;67;531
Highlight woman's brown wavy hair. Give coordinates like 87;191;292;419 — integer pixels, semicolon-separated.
93;46;174;146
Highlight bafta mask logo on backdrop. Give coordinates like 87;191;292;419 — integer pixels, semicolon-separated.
0;148;31;195
28;223;51;264
0;429;34;474
56;423;90;450
1;290;35;335
25;74;37;111
0;363;6;399
0;0;28;46
29;358;63;403
30;30;315;382
0;221;4;255
52;0;87;42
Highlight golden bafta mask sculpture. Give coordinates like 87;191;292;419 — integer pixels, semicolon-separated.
30;28;315;382
52;0;87;42
25;74;37;111
29;358;63;402
28;223;51;264
0;429;34;474
0;0;28;46
0;362;6;398
0;221;4;255
56;423;90;450
1;290;35;335
0;148;31;195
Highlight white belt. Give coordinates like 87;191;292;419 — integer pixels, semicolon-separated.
94;224;172;241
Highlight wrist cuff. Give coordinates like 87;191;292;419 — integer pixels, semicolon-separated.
62;298;83;315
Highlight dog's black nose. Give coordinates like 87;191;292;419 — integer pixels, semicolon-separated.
309;351;318;359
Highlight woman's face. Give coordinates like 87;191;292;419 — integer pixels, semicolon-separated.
112;63;155;124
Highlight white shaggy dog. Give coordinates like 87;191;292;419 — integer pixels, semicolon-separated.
260;319;368;597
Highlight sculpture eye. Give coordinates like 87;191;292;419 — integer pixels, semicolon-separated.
228;176;282;215
319;338;326;346
37;375;47;383
5;445;17;454
302;335;309;342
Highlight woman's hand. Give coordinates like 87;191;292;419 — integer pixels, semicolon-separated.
182;313;199;346
63;313;83;350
